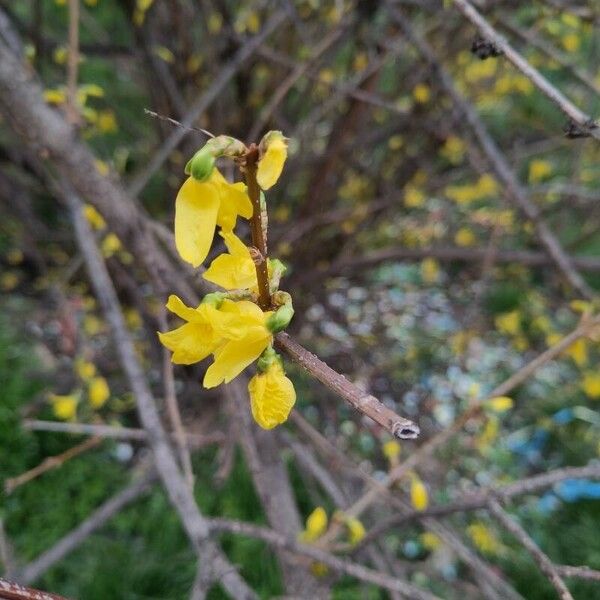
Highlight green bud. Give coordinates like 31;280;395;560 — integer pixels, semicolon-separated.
268;259;288;294
266;302;294;333
257;346;283;373
201;292;226;307
185;147;215;181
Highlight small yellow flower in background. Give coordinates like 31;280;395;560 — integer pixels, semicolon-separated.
257;131;288;190
345;517;366;545
382;440;401;465
53;46;68;65
101;233;122;258
133;0;154;26
467;522;503;555
477;174;498;196
565;338;588;367
410;474;429;511
477;416;499;451
440;135;466;164
570;300;592;314
1;272;19;291
248;360;296;430
154;46;175;64
203;231;258;291
495;310;520;336
96;110;117;134
88;376;110;409
388;134;403;150
421;532;441;551
75;358;96;381
455;227;476;247
301;507;328;542
84;204;106;231
582;372;600;399
421;257;440;284
44;88;66;105
175;170;252;268
528;159;553;183
413;83;431;104
404;185;425;208
561;33;580;53
485;396;514;413
50;394;79;421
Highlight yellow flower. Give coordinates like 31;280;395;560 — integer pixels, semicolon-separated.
382;440;401;463
50;394;78;421
467;522;503;555
485;396;513;412
565;338;588;367
88;376;110;409
101;233;122;258
413;83;431;104
421;257;440;284
528;159;553;183
301;507;328;542
582;372;600;399
43;88;66;105
410;474;429;511
75;358;96;381
421;532;441;550
345;517;366;545
561;33;580;53
440;135;465;164
257;131;288;190
495;310;520;336
83;204;106;230
248;361;296;429
455;227;476;247
203;300;273;388
404;185;425;208
203;231;258;291
158;295;243;365
175;170;252;267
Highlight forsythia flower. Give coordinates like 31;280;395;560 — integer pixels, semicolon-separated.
301;507;328;542
248;360;296;430
175;169;252;267
467;522;503;555
345;517;366;545
382;439;401;463
203;231;259;291
257;131;288;190
88;376;110;409
159;295;274;388
485;396;514;412
50;394;78;421
582;372;600;399
410;474;429;511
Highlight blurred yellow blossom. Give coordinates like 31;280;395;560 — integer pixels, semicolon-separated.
88;376;110;409
413;83;431;104
421;258;440;284
75;358;96;381
495;310;520;336
528;159;553;183
467;522;503;555
382;439;401;464
455;227;476;247
50;394;79;421
301;507;328;542
410;474;429;511
485;396;514;413
582;373;600;399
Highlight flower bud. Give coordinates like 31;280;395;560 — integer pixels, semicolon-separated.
200;291;226;307
185;146;215;181
266;302;294;333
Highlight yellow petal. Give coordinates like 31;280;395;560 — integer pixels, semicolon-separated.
88;376;110;408
202;232;257;290
216;181;253;231
175;177;220;267
248;362;296;429
302;507;328;542
410;476;429;511
203;327;271;388
75;358;96;381
158;322;219;364
346;517;366;545
50;394;79;421
257;135;287;190
485;396;513;412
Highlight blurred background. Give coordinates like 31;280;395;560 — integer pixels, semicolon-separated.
1;1;600;599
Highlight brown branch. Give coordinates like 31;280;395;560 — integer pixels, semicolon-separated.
5;436;102;495
243;145;271;310
207;518;441;600
0;579;69;600
275;332;420;439
65;0;79;124
21;419;224;447
555;565;600;583
489;501;574;600
452;0;599;139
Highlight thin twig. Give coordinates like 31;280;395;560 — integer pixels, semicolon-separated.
143;109;214;138
555;565;600;583
276;332;420;439
66;0;79;124
489;500;574;600
0;579;69;600
5;436;102;495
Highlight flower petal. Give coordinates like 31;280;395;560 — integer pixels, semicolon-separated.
249;363;295;429
257;137;287;190
175;177;220;267
158;322;216;364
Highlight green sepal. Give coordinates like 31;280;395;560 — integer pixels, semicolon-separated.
256;346;283;373
201;292;227;307
185;147;215;181
266;291;294;333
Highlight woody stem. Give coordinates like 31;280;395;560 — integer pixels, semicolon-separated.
244;145;271;310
